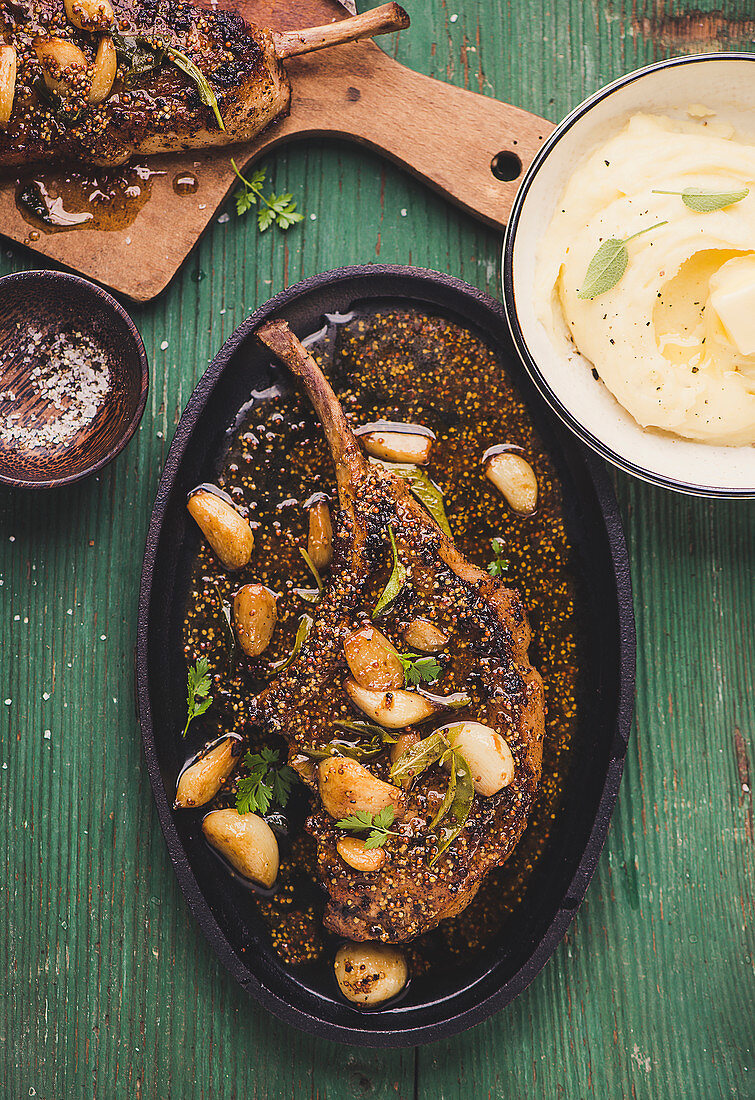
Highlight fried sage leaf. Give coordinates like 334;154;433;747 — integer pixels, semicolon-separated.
265;613;313;677
373;460;452;536
373;526;407;617
428;749;457;830
112;34;225;130
389;729;449;786
430;750;474;864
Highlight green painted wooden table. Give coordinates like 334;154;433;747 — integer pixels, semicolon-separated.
2;2;754;1096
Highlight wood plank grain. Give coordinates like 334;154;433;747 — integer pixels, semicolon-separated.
1;0;754;1097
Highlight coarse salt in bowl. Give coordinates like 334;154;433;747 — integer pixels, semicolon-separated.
0;270;148;488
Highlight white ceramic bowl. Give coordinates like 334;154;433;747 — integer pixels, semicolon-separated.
503;53;755;497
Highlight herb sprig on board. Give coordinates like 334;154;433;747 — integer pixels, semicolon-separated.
236;748;297;815
231;159;305;232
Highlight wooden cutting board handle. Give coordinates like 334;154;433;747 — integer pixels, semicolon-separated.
253;40;555;230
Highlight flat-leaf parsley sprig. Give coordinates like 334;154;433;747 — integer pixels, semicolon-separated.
487;537;510;577
336;806;400;849
182;657;213;738
231;158;305;232
399;652;443;686
236;747;297;815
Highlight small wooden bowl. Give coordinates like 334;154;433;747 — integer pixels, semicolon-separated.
0;270;148;489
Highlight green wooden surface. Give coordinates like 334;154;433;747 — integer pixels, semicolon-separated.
2;2;754;1097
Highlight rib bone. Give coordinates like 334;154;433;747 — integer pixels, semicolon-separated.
255;319;546;943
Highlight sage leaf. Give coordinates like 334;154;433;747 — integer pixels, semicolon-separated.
577;221;667;300
428;749;457;830
372;460;452;536
430;750;474;864
389;729;449;786
652;186;749;213
373;526;407;617
264;613;312;677
165;46;225;131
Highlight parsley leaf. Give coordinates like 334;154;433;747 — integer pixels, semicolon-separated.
399;652;443;686
336;804;398;849
182;657;212;738
235;748;298;815
487;537;510;577
231;159;305;232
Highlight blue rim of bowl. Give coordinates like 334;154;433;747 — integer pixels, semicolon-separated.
0;269;149;489
502;51;755;499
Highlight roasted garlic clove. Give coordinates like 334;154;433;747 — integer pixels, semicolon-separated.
307;497;333;571
0;45;17;126
441;720;515;796
318;756;404;820
233;584;277;657
345;678;438;729
483;447;538;515
88;36;116;104
175;737;239;809
401;618;449;654
202;808;279;888
343;624;404;691
64;0;114;32
187;486;254;571
334;941;408;1005
359;428;434;465
336;836;387;872
35;38;89;98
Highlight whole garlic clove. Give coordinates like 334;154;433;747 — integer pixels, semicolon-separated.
343;625;404;691
318;756;405;820
401;618;449;654
64;0;114;31
307;497;334;571
0;45;18;127
483;447;538;515
175;736;239;809
336;836;387;872
359;428;434;465
88;36;116;104
35;38;88;97
202;808;279;888
334;941;408;1005
344;678;438;729
441;720;515;796
187;485;254;571
233;584;278;657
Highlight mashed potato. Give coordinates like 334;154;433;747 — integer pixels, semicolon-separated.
536;113;755;445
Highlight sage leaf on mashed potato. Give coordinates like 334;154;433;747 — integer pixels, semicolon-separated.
652;186;749;213
577;221;667;299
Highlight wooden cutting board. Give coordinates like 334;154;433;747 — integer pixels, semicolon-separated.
0;0;554;301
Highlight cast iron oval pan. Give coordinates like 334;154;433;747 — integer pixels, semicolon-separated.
136;266;635;1046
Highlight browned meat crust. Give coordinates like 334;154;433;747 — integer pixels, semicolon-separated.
255;321;546;943
0;0;290;167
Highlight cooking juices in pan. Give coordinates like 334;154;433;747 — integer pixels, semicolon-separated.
180;305;583;981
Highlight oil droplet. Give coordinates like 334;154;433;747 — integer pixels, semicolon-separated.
29;229;40;242
173;172;199;196
191;269;206;283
